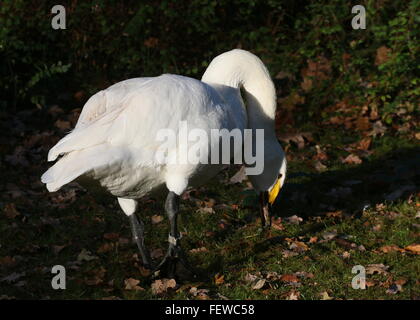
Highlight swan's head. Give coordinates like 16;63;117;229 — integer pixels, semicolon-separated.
247;141;287;226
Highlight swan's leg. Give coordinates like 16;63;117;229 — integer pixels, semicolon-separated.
154;191;196;278
118;198;152;269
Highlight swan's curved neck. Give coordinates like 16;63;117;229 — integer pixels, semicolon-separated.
201;49;276;133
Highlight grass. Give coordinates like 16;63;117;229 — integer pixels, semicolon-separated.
0;110;419;300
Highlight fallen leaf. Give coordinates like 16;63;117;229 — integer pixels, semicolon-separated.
0;256;16;267
314;160;327;172
284;215;303;225
54;119;71;130
286;290;300;300
280;274;300;283
189;247;208;254
77;249;98;262
282;250;299;258
404;244;420;254
124;278;144;291
97;242;114;254
52;245;67;255
103;233;119;241
189;287;210;299
377;245;403;254
229;166;247;184
151;278;177;295
3;203;20;219
289;241;309;252
252;279;266;290
150;248;164;259
151;215;164;224
320;291;333;300
214;273;225;285
366;264;389;275
322;230;338;241
375;46;392;66
1;272;25;283
342;154;362;165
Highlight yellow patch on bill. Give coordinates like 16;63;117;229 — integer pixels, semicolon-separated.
268;178;281;205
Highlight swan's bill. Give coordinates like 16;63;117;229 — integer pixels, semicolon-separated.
268;177;282;205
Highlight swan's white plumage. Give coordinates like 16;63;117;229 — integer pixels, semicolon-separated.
41;49;286;201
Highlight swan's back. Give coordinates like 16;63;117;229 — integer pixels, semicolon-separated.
42;74;239;195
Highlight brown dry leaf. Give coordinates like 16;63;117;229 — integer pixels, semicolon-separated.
355;117;371;131
197;207;215;214
124;278;144;291
97;242;114;254
282;250;299;258
357;137;372;151
151;278;177;295
144;37;159;48
53;245;67;255
271;217;284;231
342;154;362;165
314;160;327;172
0;256;16;267
151;215;164;224
278;92;305;110
322;230;338;241
77;248;98;262
309;236;318;243
214;273;225;285
252;279;266;290
150;248;164;259
189;287;210;299
377;245;404;254
103;233;119;241
301;56;332;91
289;240;309;252
301;77;313;91
369;120;387;137
366;280;376;288
404;244;420;254
320;291;333;300
229;166;247;184
4;203;20;219
102;296;122;300
375;46;392;66
366;264;389;275
189;247;208;254
280;274;300;283
284;215;303;225
286;290;300;300
54;119;71;130
278;132;312;149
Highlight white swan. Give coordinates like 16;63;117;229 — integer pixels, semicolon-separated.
41;49;287;275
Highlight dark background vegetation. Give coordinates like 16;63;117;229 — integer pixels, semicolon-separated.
0;1;418;300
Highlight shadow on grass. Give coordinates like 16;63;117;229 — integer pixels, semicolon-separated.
197;146;419;277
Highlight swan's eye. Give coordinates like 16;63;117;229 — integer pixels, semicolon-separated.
268;177;282;205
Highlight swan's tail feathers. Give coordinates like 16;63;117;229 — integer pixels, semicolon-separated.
41;151;90;192
41;144;125;192
47;105;124;162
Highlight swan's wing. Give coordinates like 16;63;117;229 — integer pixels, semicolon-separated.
47;74;227;163
75;78;152;128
